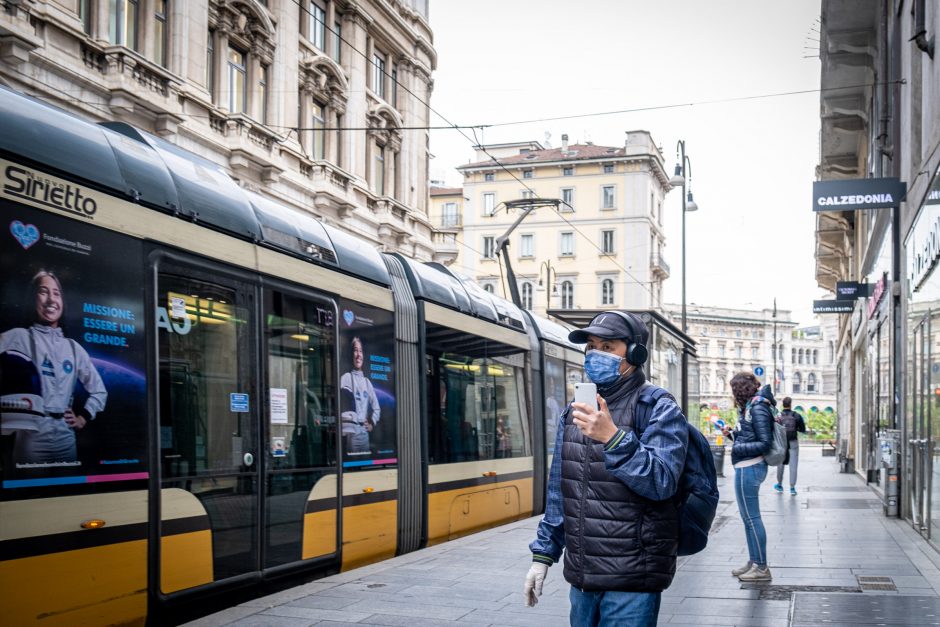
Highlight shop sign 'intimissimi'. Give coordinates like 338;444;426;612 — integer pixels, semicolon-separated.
813;178;906;212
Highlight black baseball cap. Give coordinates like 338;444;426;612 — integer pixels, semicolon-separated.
568;311;648;345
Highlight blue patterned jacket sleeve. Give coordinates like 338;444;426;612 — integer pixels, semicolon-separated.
602;396;689;501
529;407;567;564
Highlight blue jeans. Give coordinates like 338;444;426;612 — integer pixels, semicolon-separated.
734;461;768;567
569;586;661;627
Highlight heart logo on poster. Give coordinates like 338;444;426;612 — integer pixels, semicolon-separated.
343;310;355;326
10;220;40;249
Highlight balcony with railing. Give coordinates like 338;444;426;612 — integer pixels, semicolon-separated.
650;252;670;279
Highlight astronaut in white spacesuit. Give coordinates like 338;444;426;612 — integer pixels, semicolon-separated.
340;336;380;454
0;270;107;464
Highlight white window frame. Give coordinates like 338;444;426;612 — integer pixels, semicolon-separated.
442;202;458;227
520;233;534;258
521;282;534;310
372;50;386;99
483;236;496;259
561;188;574;212
562;166;574;176
523;169;533;179
559;232;574;257
484;172;495;182
560;281;574;309
601;229;615;254
601;185;616;209
227;47;248;113
483;193;496;216
601;278;615;306
309;1;326;50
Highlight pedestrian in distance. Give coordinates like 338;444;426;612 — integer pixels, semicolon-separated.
524;311;690;627
773;397;806;495
721;373;775;582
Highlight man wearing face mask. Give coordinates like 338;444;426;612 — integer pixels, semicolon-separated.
523;311;689;627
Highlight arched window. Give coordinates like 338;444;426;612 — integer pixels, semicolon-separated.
561;281;574;309
521;282;533;310
807;373;817;393
798;348;804;365
701;374;710;392
601;279;614;305
792;372;802;394
483;283;495;294
791;347;796;364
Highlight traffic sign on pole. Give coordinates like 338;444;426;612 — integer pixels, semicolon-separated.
754;366;764;377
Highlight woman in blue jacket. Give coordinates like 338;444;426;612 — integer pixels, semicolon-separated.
722;373;775;582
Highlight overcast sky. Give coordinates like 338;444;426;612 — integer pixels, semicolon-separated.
427;1;827;326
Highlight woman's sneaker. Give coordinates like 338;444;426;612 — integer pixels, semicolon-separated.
731;561;754;577
773;483;783;493
790;487;797;495
738;565;772;582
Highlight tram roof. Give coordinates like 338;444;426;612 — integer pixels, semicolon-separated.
524;312;583;350
390;255;528;335
0;86;391;288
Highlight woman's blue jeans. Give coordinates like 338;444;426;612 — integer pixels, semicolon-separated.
569;587;661;627
734;461;768;567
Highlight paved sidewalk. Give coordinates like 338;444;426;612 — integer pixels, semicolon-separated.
185;448;940;627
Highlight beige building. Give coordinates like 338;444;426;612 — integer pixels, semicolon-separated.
448;133;672;316
0;0;440;257
674;304;837;413
428;185;462;265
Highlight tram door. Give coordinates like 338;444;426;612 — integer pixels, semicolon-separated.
157;265;261;591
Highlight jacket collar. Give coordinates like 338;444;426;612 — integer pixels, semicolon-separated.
598;367;646;404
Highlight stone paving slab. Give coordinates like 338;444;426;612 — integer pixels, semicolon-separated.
184;448;940;627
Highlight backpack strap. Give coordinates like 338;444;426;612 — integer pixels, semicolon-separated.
633;384;674;434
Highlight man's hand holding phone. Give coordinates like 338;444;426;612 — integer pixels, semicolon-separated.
571;383;618;443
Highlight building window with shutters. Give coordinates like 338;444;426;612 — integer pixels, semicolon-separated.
521;283;533;310
483;193;496;216
560;232;574;257
520;234;534;258
483;236;496;259
561;188;574;212
601;279;614;306
602;185;615;209
561;281;574;309
601;230;615;254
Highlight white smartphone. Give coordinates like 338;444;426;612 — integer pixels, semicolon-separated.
573;382;598;411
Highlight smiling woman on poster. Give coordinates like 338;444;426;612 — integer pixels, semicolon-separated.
340;336;380;454
0;270;107;464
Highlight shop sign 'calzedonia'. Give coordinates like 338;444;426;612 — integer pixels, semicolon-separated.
813;177;906;212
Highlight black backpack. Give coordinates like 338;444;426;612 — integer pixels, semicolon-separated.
631;385;720;556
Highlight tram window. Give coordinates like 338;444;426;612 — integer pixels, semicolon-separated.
429;351;529;463
158;276;254;477
544;356;567;455
264;290;337;470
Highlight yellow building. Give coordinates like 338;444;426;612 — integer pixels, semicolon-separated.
451;132;672;317
428;185;464;265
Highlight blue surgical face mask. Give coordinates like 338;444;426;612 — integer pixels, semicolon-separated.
583;349;625;385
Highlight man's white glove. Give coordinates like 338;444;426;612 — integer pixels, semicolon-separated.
523;562;549;607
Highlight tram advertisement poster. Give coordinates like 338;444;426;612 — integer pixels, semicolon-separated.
337;302;396;468
0;202;147;489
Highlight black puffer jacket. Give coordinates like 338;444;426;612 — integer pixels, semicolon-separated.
730;386;774;466
560;370;680;592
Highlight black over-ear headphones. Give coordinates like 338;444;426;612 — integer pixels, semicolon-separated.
606;311;649;367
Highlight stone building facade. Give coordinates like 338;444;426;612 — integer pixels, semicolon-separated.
0;0;441;257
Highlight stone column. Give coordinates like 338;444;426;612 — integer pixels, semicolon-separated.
299;85;312;158
214;27;229;110
138;0;155;60
341;8;370;181
248;43;263;120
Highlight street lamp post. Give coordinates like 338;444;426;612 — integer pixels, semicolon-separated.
668;140;699;418
537;260;558;314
